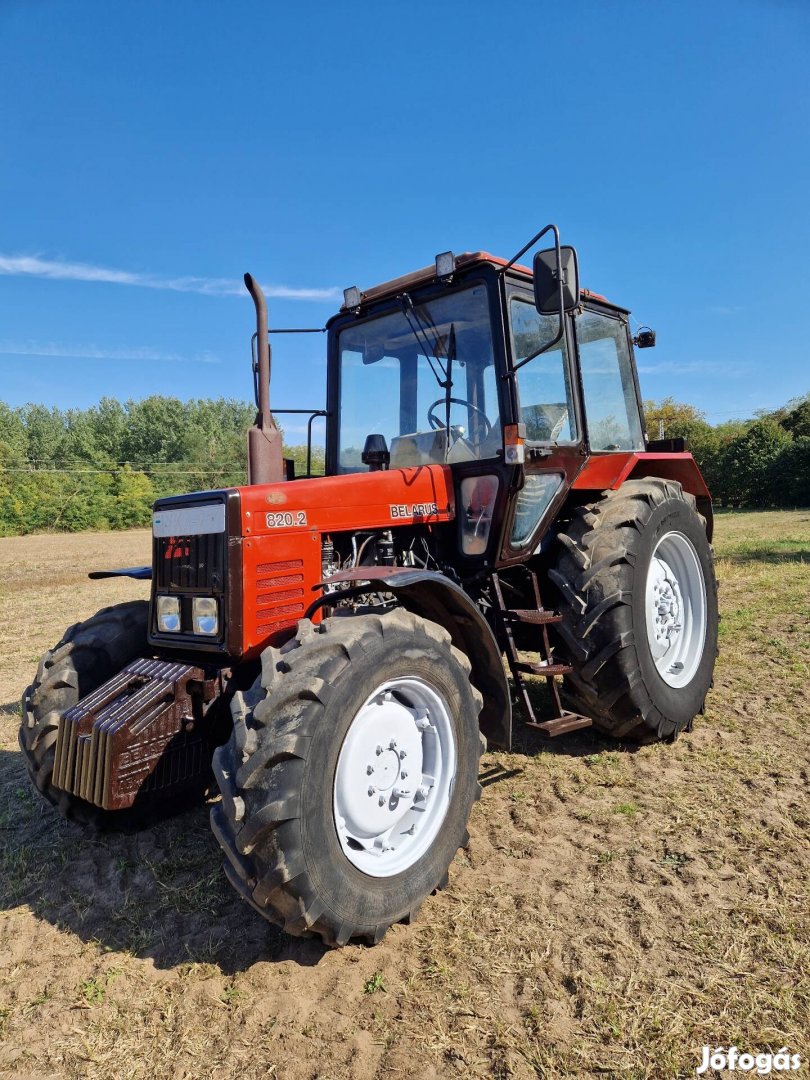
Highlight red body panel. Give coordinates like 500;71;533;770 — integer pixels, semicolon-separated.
572;452;711;500
237;465;455;655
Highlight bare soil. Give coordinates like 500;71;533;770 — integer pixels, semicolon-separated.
0;513;808;1079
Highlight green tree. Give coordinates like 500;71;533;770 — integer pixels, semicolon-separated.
90;397;129;463
782;396;810;439
768;437;810;506
720;418;793;507
643;397;722;492
109;467;154;528
21;404;65;466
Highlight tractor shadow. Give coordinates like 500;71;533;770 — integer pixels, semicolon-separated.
0;745;327;975
0;681;627;970
719;544;810;565
480;679;645;789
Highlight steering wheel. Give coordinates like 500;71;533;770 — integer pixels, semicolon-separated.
426;397;492;445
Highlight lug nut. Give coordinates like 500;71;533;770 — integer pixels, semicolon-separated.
368;786;375;796
376;745;383;755
401;770;408;779
399;749;407;759
378;795;386;806
367;765;374;775
389;739;397;750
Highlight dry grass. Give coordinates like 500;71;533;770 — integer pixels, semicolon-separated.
0;512;808;1079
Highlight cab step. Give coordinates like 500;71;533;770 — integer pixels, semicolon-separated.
491;568;593;737
503;609;562;625
525;711;593;737
514;661;573;678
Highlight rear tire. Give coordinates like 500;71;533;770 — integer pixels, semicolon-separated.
549;479;718;741
210;610;484;946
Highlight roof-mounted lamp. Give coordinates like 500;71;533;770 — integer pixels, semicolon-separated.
435;251;455;282
343;286;362;311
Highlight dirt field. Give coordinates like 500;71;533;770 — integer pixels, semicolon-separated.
0;512;808;1080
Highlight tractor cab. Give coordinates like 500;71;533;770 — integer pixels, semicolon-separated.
314;230;650;567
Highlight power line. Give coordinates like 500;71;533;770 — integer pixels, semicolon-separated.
0;466;244;475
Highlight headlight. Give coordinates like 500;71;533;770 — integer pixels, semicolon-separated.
156;595;181;632
192;596;219;636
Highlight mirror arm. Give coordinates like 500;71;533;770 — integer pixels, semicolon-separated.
502;222;559;273
501;222;576;373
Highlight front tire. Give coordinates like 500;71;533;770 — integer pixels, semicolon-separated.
210;610;484;946
550;479;718;741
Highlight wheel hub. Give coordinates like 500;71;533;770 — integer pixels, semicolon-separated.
337;693;424;839
644;531;707;688
650;560;683;649
333;677;456;878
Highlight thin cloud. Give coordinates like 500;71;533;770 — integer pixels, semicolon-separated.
0;340;221;364
0;253;340;301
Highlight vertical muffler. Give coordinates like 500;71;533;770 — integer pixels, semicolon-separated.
244;272;285;484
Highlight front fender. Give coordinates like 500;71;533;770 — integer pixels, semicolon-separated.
310;567;511;751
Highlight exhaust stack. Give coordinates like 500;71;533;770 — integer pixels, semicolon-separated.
244;272;285;485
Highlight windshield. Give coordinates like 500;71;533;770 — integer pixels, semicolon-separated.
337;283;500;472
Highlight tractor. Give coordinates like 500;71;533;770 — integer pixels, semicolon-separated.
20;225;719;946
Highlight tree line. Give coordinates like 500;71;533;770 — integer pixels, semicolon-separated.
0;397;323;535
643;394;810;508
0;393;807;535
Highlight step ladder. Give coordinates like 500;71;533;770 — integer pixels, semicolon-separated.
491;569;592;737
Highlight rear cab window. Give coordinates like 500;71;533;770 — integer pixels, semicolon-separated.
576;309;644;452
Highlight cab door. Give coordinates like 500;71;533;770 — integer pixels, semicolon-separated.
497;285;586;565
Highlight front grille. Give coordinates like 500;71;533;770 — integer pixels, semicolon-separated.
255;558;306;634
154;532;225;592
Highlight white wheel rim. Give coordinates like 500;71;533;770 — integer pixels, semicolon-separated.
645;531;707;688
333;677;457;878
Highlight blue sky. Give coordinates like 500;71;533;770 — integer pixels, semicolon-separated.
1;0;807;438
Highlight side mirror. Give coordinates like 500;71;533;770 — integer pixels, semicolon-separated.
361;433;390;471
533;245;579;314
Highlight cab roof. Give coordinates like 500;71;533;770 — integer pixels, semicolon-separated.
339;250;621;312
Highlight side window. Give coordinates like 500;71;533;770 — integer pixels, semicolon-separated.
510;472;565;547
509;297;576;443
577;311;644;452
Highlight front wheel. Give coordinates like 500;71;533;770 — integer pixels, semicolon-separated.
210;610;484;946
550;478;719;741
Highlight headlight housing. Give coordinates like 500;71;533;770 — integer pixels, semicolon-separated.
156;595;181;633
192;596;219;636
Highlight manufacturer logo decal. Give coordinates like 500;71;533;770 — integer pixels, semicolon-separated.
390;503;439;520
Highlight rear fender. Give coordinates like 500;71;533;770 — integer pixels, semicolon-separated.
310;567;511;750
573;452;714;540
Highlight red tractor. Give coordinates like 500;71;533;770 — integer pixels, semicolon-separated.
20;225;718;946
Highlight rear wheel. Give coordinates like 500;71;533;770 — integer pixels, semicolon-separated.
210;609;484;946
549;479;718;741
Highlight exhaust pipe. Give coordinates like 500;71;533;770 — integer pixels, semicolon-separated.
244;273;285;485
